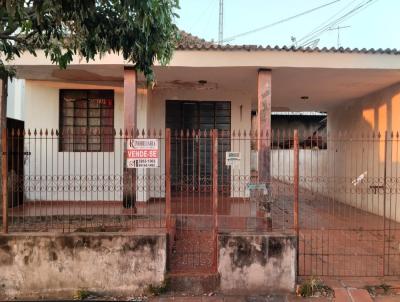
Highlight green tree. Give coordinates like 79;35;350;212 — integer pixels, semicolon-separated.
0;0;180;81
0;1;179;222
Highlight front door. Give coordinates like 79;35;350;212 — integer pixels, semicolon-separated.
166;101;231;194
166;100;231;273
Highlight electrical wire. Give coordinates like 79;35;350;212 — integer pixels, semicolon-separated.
296;0;360;44
189;0;216;32
222;0;342;43
299;0;380;47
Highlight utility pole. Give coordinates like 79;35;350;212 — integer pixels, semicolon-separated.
328;25;351;48
218;0;224;45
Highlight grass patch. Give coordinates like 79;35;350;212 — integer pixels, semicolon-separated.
73;289;92;300
297;277;334;298
365;283;392;297
147;279;169;296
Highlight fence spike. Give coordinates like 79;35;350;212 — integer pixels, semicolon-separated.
224;129;229;138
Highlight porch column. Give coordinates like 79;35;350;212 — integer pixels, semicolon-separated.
123;67;137;209
256;69;272;230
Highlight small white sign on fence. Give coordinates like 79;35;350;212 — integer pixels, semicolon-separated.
226;151;240;169
126;139;159;168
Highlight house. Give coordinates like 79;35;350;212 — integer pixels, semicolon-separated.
2;31;400;297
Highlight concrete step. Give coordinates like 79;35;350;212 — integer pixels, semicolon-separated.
167;272;220;295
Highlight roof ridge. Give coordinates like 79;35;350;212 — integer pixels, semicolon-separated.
176;30;399;55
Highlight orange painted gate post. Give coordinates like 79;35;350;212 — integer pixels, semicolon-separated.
293;129;300;276
165;128;171;233
212;129;219;272
2;128;7;233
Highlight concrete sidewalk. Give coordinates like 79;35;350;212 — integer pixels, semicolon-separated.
147;289;400;301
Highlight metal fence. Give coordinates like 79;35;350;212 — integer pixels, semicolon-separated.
2;128;400;277
2;128;167;233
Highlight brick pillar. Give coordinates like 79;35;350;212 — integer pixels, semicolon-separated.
123;67;137;209
255;69;272;230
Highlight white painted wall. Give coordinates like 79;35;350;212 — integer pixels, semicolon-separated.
271;149;328;193
328;82;400;221
22;80;152;202
7;78;25;120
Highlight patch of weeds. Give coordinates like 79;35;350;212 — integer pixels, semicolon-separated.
297;277;334;298
365;283;392;297
73;289;92;300
147;278;169;296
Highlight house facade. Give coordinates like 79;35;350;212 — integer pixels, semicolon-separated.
2;32;400;296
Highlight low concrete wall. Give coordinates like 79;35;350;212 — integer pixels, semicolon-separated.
218;233;296;294
0;232;167;298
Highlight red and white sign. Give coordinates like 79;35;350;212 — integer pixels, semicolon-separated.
126;139;159;168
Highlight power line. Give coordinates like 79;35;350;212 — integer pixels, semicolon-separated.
296;0;360;44
300;0;372;46
189;0;215;32
299;0;379;47
222;0;342;43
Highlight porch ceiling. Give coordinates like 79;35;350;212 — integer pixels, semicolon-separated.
14;64;400;112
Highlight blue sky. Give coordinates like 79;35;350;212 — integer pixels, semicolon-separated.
175;0;398;49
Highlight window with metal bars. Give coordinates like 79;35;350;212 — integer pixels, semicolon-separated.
59;89;114;152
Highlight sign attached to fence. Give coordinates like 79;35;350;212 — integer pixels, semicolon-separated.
226;151;240;168
126;139;159;168
246;183;268;195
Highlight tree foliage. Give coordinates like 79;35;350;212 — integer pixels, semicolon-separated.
0;0;180;80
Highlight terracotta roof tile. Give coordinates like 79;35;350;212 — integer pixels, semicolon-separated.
176;30;400;55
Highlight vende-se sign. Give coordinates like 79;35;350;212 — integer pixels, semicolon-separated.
126;139;159;168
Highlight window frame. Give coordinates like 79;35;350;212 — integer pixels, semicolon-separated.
59;89;115;152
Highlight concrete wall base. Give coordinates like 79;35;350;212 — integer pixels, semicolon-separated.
218;232;297;294
0;232;167;299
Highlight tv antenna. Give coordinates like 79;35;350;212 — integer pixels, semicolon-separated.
218;0;224;44
328;25;351;48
